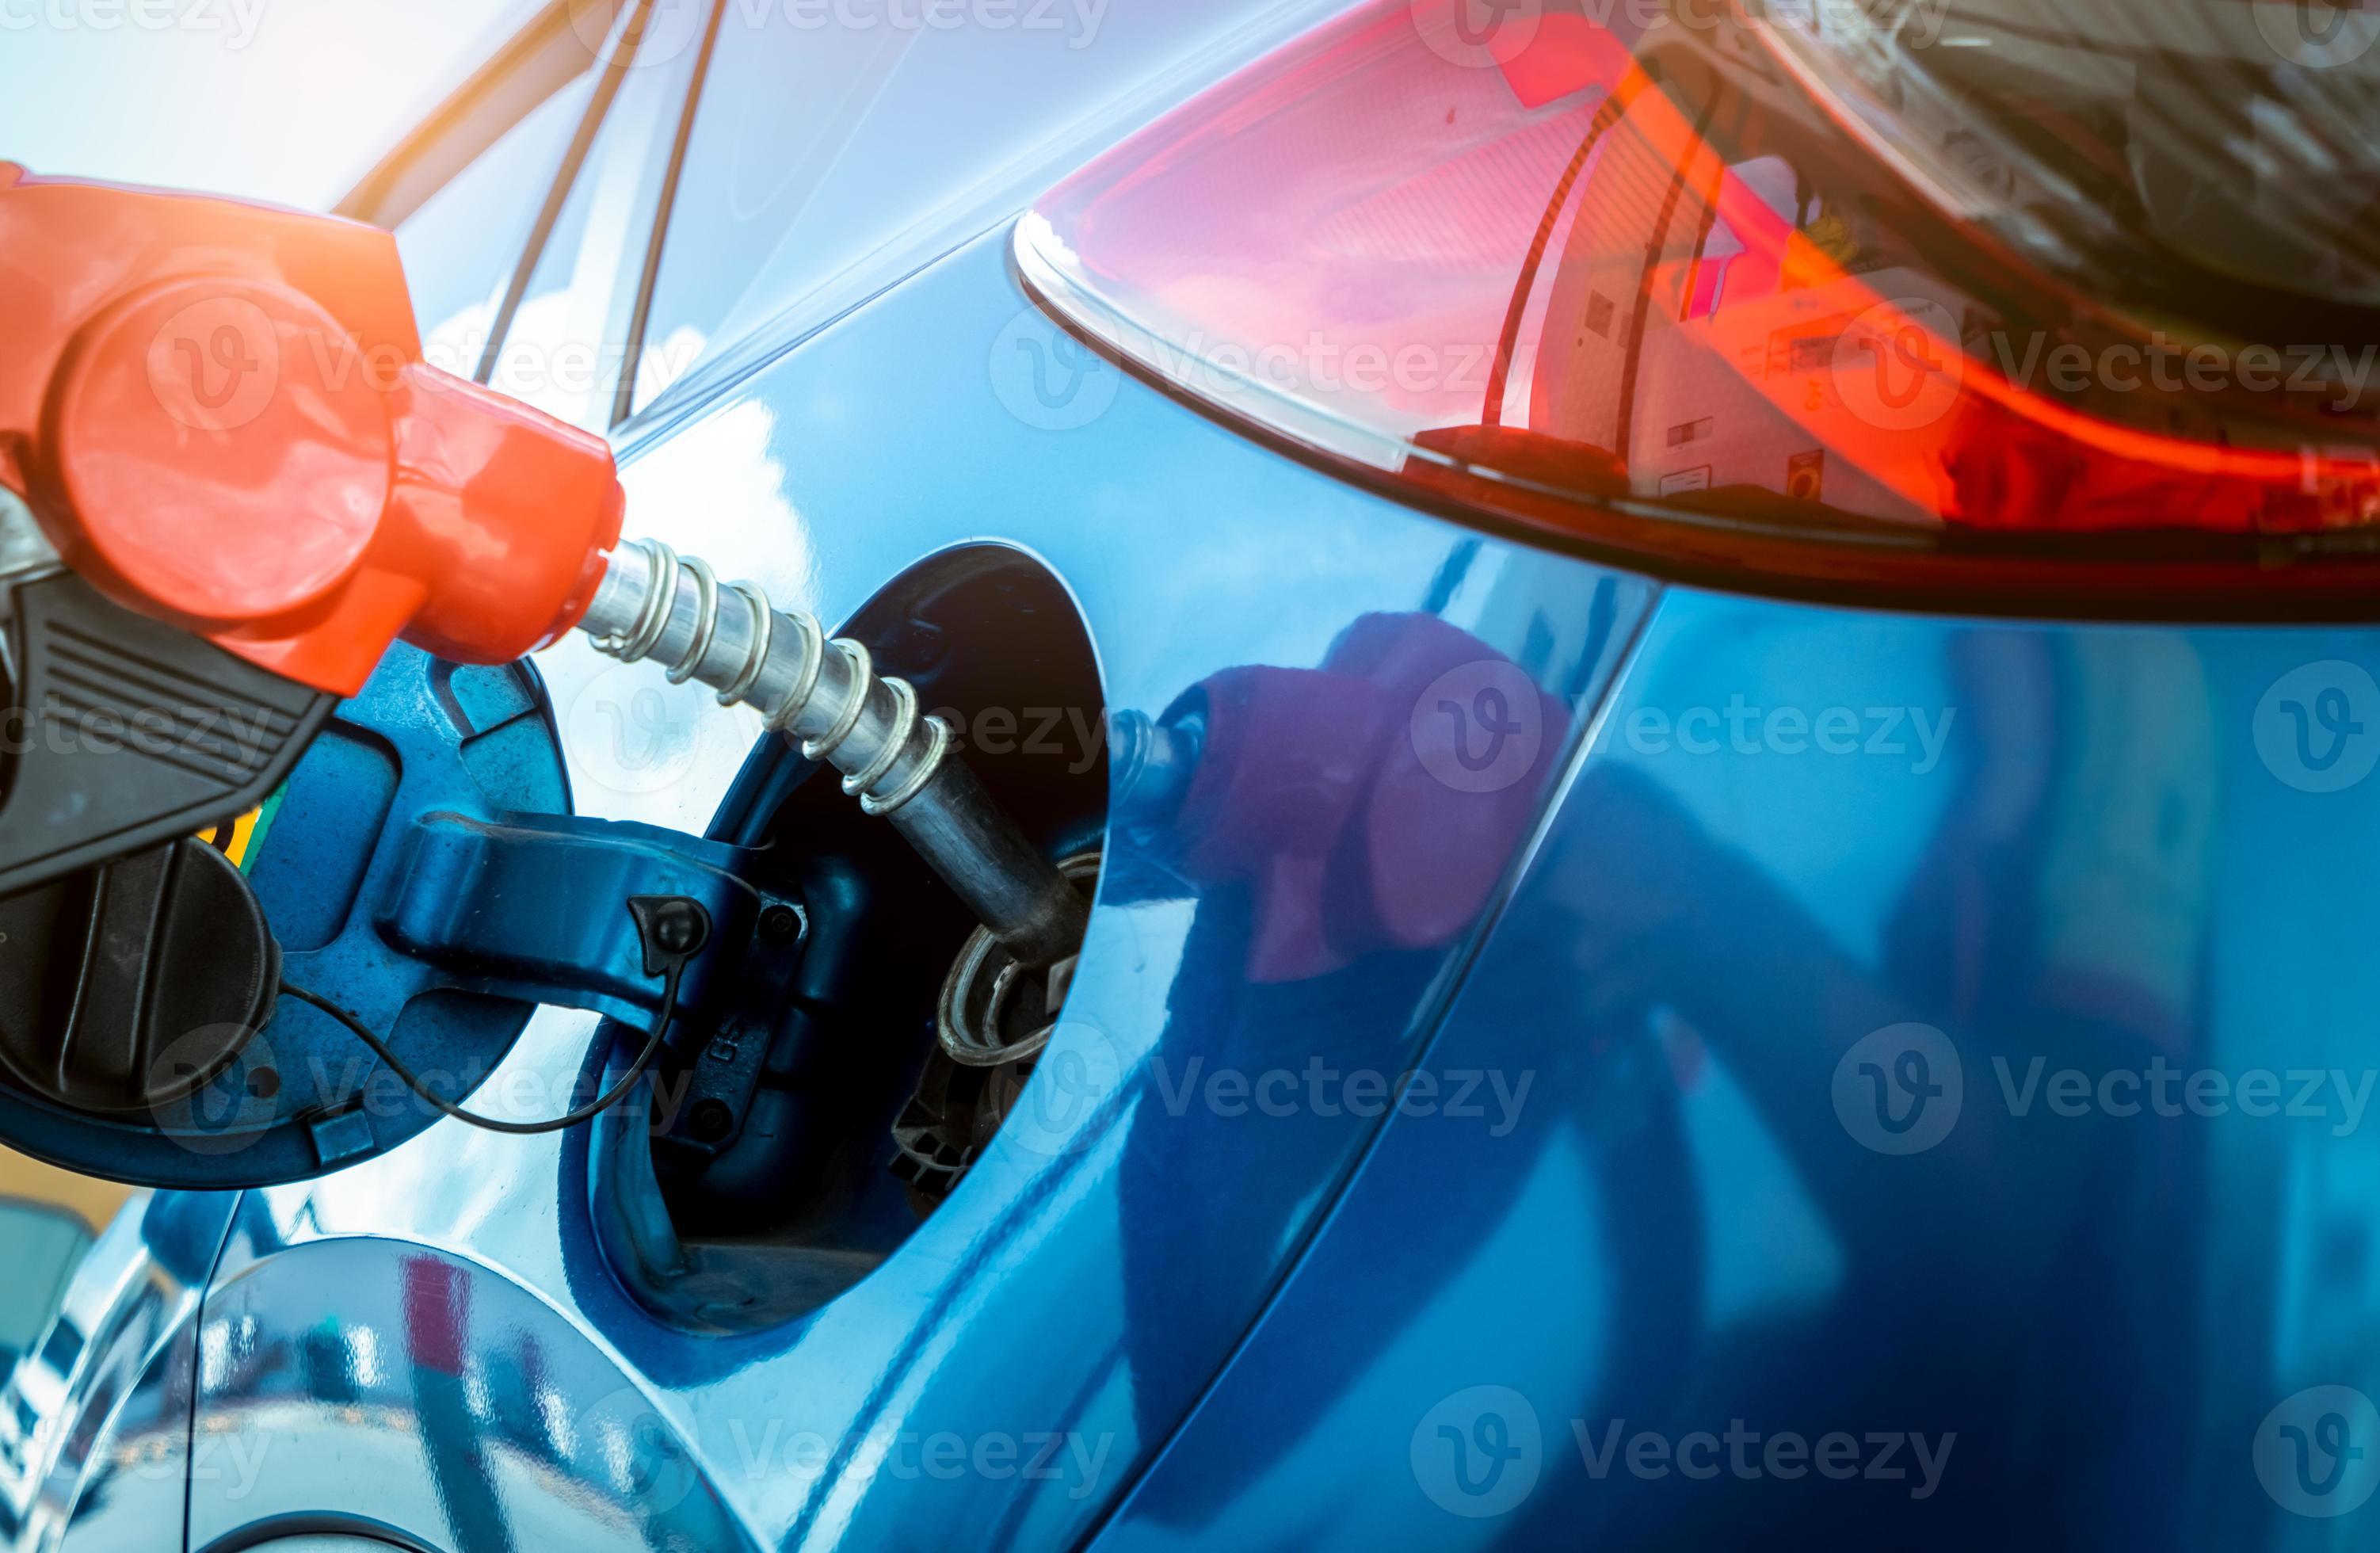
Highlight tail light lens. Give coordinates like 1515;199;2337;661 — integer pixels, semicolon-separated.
1016;0;2380;609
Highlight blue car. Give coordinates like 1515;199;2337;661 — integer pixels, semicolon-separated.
6;0;2380;1546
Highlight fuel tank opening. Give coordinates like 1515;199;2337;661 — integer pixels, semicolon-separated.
894;849;1102;1210
590;546;1108;1334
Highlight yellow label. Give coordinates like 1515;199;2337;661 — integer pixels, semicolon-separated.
194;796;277;872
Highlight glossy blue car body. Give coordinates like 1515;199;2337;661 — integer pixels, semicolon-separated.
18;4;2380;1550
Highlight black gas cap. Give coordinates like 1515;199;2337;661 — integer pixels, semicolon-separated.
0;837;280;1118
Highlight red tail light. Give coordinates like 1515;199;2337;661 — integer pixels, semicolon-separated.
1017;0;2380;611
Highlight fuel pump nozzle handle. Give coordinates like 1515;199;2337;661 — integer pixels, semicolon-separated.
0;161;624;696
0;163;1088;971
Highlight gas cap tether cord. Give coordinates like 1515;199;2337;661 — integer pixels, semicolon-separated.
278;895;712;1137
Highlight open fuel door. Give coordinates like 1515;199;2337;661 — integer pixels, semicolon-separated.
0;618;803;1189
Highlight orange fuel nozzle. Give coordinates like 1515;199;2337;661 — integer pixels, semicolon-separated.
0;162;624;697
